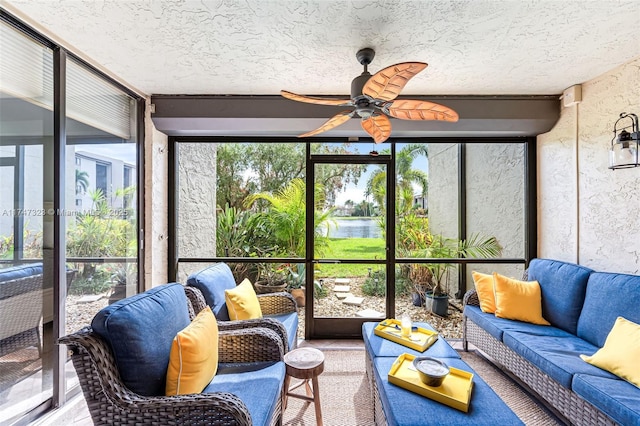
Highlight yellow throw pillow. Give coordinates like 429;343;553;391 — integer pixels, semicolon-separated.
580;316;640;388
225;278;263;320
493;272;550;325
166;306;218;395
472;271;496;313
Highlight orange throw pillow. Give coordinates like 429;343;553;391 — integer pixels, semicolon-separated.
493;273;550;325
472;271;496;313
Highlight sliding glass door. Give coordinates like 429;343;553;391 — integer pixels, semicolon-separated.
0;16;143;423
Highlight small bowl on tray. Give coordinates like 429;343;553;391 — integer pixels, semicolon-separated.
412;356;450;387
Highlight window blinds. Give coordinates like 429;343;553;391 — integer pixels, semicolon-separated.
1;22;132;140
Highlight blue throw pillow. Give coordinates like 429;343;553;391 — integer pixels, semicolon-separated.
528;258;593;334
91;283;191;396
187;263;237;320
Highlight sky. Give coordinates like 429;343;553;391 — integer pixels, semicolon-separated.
332;142;428;207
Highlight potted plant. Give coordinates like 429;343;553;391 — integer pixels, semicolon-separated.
417;233;503;316
254;263;288;294
286;263;306;307
408;264;432;307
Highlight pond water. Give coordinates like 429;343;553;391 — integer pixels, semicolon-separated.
325;218;382;239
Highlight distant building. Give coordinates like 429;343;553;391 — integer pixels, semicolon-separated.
74;151;136;213
413;193;427;210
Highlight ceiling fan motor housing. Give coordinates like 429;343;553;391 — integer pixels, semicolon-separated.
351;72;371;101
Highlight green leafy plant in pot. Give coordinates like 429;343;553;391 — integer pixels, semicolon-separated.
254;263;288;294
419;233;502;316
286;263;306;307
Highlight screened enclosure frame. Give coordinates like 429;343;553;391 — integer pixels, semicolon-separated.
168;136;537;338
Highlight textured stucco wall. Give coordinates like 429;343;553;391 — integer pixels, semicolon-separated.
466;143;525;280
428;143;459;239
538;57;640;274
177;143;216;260
427;143;459;295
143;102;168;288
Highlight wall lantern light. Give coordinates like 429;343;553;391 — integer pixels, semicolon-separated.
609;112;639;169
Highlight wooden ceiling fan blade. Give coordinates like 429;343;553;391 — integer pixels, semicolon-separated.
362;62;427;101
361;114;392;144
298;110;354;138
385;99;459;122
281;90;353;106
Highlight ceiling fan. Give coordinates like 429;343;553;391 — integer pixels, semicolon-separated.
281;48;459;143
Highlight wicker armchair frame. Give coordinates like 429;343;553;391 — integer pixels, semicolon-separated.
463;288;616;426
59;298;286;425
0;269;76;357
185;285;297;352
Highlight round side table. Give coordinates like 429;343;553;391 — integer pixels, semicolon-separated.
283;347;325;426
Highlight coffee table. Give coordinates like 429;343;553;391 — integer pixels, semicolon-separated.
362;321;524;425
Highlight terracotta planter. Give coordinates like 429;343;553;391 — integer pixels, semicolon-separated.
290;287;305;307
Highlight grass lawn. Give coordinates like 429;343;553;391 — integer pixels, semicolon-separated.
317;237;386;277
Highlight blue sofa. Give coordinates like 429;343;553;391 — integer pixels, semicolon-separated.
60;283;286;425
186;263;299;351
463;258;640;426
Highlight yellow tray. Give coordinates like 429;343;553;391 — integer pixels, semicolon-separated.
374;319;439;352
388;353;474;412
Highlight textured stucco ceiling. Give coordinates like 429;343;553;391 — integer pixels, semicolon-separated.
4;0;640;98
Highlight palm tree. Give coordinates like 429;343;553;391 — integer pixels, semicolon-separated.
365;144;428;215
75;169;89;195
244;178;333;257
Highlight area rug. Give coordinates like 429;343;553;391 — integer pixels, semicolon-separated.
283;348;562;426
282;350;374;426
0;346;41;394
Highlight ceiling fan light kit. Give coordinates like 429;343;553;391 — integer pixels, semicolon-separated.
281;48;459;143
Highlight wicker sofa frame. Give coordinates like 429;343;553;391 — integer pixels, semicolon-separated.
185;285;298;352
463;289;616;426
0;269;75;357
59;295;286;426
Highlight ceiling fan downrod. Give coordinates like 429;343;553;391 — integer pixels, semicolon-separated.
351;48;376;100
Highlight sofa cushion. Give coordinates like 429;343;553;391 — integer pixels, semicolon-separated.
166;306;219;396
268;311;299;351
464;305;563;342
0;263;43;283
576;272;640;347
503;330;618;388
527;259;593;334
362;321;460;359
92;283;191;396
225;278;263;320
372;356;523;425
572;373;640;426
493;273;550;325
580;316;640;387
187;263;237;320
0;263;44;300
204;361;285;426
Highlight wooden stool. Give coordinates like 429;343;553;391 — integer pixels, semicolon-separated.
283;347;325;426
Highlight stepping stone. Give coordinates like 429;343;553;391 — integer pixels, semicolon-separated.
333;285;351;292
342;296;364;306
356;309;385;318
335;292;352;300
335;278;351;285
77;294;103;303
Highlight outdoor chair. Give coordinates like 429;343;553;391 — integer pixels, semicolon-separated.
59;283;286;426
0;264;76;357
185;263;299;351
